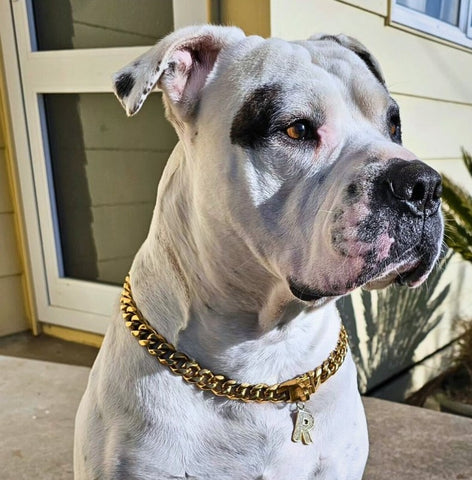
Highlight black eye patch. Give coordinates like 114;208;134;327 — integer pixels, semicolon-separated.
230;84;283;149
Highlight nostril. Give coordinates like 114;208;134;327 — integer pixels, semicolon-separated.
382;159;442;217
411;182;426;203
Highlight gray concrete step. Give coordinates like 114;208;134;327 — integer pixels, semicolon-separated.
0;355;471;479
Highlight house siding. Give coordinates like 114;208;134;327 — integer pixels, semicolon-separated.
0;83;29;337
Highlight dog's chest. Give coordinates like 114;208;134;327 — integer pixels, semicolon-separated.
128;405;316;479
117;386;365;480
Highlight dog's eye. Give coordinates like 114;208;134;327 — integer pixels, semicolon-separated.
387;107;402;144
286;121;313;140
388;119;402;143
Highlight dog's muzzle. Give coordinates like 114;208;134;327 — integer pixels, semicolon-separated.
289;157;443;301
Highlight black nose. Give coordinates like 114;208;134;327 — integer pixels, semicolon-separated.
383;159;442;217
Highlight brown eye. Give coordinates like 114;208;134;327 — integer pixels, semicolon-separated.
387;106;402;143
286;121;309;140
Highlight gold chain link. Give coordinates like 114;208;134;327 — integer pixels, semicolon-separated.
121;275;349;403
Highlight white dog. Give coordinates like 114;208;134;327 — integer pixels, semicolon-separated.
74;25;443;479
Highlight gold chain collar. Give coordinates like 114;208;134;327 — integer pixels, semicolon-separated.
120;275;348;404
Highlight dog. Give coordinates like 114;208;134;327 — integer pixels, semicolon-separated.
74;25;443;479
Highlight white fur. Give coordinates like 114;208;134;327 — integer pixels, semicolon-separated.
74;25;439;479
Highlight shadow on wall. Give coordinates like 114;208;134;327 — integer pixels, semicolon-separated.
337;250;453;397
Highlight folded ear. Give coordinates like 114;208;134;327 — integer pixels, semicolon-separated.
310;33;385;86
113;25;245;119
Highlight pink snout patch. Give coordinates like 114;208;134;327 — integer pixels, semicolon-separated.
376;232;394;262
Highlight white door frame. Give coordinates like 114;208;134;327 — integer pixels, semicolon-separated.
0;0;209;334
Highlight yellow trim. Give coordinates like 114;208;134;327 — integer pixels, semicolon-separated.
42;323;103;348
219;0;270;37
0;54;39;336
206;0;217;23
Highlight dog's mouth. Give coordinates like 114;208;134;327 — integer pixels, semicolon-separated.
288;279;338;302
289;256;431;303
288;217;442;303
364;258;428;290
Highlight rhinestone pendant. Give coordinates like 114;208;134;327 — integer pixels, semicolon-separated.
291;403;314;445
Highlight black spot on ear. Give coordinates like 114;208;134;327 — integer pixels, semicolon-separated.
353;50;385;86
319;34;342;45
115;72;135;99
230;84;283;149
318;35;385;86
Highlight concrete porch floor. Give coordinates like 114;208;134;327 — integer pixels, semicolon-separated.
1;349;471;479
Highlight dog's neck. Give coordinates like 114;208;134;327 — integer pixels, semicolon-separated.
129;142;341;383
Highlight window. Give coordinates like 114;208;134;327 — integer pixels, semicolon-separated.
392;0;472;48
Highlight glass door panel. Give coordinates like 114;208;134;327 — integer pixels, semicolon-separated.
43;93;177;285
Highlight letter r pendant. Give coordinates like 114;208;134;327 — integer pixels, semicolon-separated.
291;402;315;445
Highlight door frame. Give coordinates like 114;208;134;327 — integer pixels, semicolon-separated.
0;0;210;334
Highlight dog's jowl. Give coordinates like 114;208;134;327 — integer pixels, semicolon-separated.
74;25;443;480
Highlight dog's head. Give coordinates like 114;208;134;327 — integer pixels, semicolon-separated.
114;26;443;306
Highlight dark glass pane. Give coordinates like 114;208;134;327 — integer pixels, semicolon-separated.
43;93;178;285
397;0;460;26
32;0;173;50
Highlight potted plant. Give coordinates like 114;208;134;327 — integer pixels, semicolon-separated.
407;149;472;416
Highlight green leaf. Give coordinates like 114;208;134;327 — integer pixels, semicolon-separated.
440;150;472;264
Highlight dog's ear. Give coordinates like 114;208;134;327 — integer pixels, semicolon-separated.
113;25;245;119
310;34;385;86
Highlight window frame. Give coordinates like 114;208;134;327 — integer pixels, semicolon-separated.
391;0;472;49
468;2;472;38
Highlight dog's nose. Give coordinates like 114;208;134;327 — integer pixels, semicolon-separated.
384;159;442;217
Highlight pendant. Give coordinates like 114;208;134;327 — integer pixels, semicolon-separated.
291;403;314;445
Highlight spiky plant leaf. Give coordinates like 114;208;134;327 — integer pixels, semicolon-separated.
441;150;472;264
461;148;472;177
443;217;472;262
442;175;472;229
